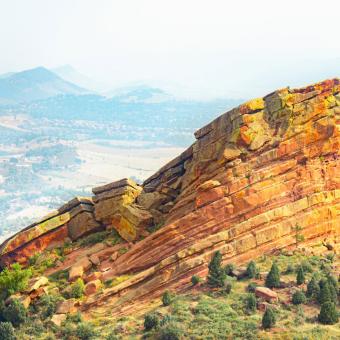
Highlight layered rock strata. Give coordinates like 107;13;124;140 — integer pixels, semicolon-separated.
0;197;101;266
1;78;339;316
93;178;153;241
82;79;340;315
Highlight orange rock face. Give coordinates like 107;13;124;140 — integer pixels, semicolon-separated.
1;78;339;316
82;79;340;315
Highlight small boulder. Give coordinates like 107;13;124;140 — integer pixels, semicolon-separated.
84;271;103;283
49;287;60;295
30;286;48;299
86;242;106;255
51;313;67;327
6;294;31;309
257;302;278;312
84;279;102;296
231;267;247;280
255;287;278;303
89;254;100;266
76;257;92;271
56;299;77;314
26;276;49;292
69;265;84;282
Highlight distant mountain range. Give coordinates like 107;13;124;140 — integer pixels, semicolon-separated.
0;67;89;105
0;66;242;133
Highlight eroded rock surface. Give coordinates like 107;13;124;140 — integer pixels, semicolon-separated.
1;78;339;317
0;197;101;266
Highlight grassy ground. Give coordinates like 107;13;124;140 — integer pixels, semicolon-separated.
91;252;340;340
5;235;339;340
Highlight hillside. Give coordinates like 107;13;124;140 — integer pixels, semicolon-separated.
0;78;339;339
0;67;88;104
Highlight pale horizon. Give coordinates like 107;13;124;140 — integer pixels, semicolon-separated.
1;0;340;99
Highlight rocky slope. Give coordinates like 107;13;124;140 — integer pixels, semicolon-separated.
0;78;339;317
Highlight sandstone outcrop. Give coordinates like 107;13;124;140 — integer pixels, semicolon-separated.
93;178;154;241
82;78;340;316
0;78;339;317
255;287;278;303
0;197;101;266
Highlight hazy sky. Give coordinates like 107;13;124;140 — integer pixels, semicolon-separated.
1;0;340;99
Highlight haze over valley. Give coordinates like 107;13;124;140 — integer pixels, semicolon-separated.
0;66;240;241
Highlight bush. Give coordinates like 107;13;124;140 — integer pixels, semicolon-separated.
245;294;256;313
144;313;160;331
76;322;98;340
222;279;232;295
262;307;276;329
0;322;16;340
292;290;306;305
79;231;107;247
207;251;226;288
318;280;331;305
306;274;320;300
70;278;85;299
265;263;280;288
106;331;119;340
320;262;332;275
296;266;305;285
22;318;45;336
1;299;27;327
162;291;173;307
158;323;183;340
284;264;294;274
224;263;234;276
67;312;83;323
318;301;339;325
60;321;76;339
191;275;201;286
246;261;258;279
246;282;258;293
37;294;63;319
300;260;313;273
327;275;338;302
160;314;172;327
0;264;32;298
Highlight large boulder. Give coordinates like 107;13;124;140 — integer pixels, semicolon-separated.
84;279;102;296
255;287;278;303
51;314;67;326
69;257;92;282
26;276;49;292
56;299;77;314
93;178;153;241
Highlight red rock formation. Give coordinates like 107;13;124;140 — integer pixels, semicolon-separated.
0;197;101;266
82;78;340;315
1;78;339;317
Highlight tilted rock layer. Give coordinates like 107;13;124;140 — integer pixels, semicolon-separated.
1;78;339;315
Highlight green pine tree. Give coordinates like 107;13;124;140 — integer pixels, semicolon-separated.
265;263;280;289
318;280;331;305
245;293;257;313
246;261;258;279
296;266;305;285
327;275;338;303
318;301;339;325
262;307;276;329
162;291;173;306
207;251;226;288
0;322;16;340
306;275;320;300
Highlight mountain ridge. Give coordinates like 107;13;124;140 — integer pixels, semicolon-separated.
0;66;89;105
